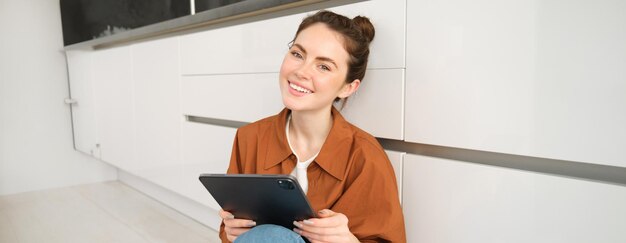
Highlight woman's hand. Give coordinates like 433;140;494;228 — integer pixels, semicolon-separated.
293;209;359;243
219;209;256;242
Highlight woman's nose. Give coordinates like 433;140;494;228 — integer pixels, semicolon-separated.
294;63;312;81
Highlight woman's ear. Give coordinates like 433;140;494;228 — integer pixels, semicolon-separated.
338;79;361;99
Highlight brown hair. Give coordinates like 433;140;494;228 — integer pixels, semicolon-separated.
291;10;375;85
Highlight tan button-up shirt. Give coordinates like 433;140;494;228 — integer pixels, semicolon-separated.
220;107;406;242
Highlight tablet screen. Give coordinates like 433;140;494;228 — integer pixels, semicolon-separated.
199;174;316;229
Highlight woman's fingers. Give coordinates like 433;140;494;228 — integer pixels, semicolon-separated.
317;209;335;218
224;220;255;242
293;220;339;235
219;209;257;228
296;211;348;229
219;209;234;219
220;209;256;242
224;218;256;228
293;210;356;243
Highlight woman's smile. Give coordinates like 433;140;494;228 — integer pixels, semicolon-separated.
288;81;314;97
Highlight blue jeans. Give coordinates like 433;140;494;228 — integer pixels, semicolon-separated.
234;224;305;243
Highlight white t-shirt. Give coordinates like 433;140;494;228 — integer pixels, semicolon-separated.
286;115;319;194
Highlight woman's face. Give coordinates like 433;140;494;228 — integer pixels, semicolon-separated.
279;23;357;113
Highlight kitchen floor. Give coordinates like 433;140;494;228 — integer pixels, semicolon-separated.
0;181;220;243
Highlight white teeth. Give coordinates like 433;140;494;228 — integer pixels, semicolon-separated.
289;82;312;93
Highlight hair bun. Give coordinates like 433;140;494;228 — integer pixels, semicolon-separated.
352;16;375;44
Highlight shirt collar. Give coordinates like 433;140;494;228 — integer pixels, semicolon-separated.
264;107;353;181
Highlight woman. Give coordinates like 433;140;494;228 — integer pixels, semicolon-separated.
219;10;406;243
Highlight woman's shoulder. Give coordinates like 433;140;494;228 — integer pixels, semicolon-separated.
339;121;389;164
332;108;383;154
237;116;273;134
342;121;384;152
341;121;398;184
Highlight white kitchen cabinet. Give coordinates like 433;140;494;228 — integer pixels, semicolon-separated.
341;69;404;140
403;154;626;243
65;50;99;157
179;0;405;75
385;150;404;203
127;37;183;192
91;46;135;168
404;0;626;167
180;121;237;209
179;15;294;75
181;73;283;123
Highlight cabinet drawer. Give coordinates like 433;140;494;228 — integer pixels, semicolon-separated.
181;73;283;123
181;122;237;209
403;154;626;243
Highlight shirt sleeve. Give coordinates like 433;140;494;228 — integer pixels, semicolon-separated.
331;145;407;242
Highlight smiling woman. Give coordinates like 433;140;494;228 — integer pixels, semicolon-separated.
217;10;406;243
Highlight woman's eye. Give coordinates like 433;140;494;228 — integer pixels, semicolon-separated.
290;51;303;59
319;64;331;71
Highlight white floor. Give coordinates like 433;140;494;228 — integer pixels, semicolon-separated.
0;181;221;243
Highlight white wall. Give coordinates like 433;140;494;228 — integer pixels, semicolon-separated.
0;0;117;195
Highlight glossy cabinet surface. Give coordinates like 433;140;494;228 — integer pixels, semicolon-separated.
181;122;237;210
341;69;404;140
403;154;626;243
130;37;182;174
181;73;283;123
405;0;626;167
385;150;404;203
179;15;295;75
91;47;135;168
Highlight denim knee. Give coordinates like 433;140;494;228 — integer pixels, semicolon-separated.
234;224;305;243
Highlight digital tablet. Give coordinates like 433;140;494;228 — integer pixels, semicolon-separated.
198;174;316;229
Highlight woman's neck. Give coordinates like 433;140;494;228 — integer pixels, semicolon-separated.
288;108;333;161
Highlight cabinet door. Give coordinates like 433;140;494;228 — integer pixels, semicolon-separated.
181;73;283;123
65;50;99;157
404;0;626;167
129;37;183;189
403;154;626;243
179;15;295;75
385;150;404;203
341;69;404;140
92;46;135;168
181;121;237;209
